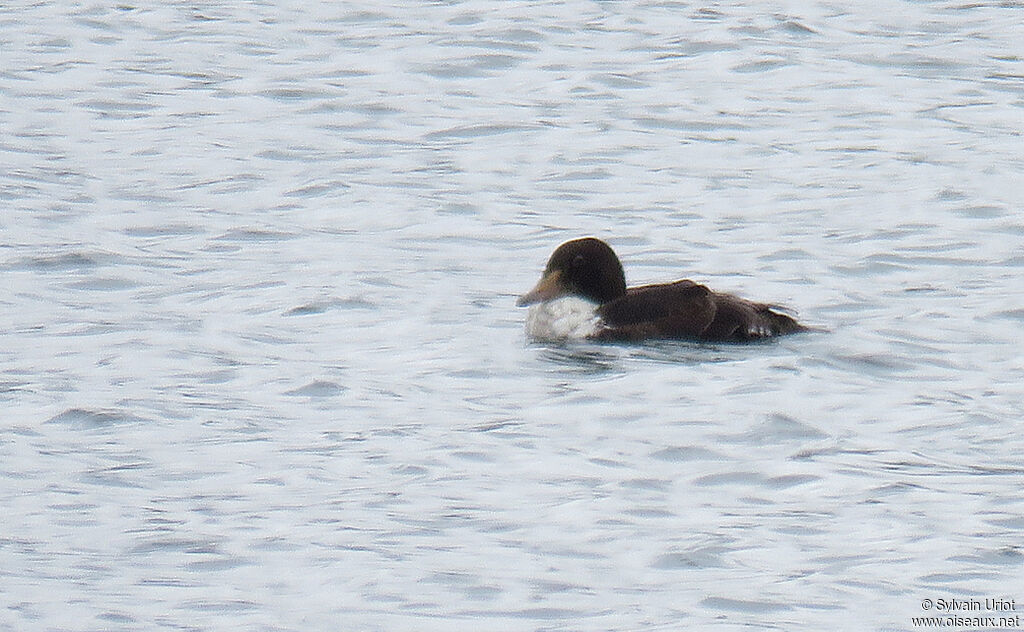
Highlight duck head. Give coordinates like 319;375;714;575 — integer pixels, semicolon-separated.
517;237;627;306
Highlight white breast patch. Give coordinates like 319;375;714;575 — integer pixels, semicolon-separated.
524;296;602;341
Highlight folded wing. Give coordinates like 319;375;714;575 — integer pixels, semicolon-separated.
597;280;803;342
596;280;716;340
701;293;805;340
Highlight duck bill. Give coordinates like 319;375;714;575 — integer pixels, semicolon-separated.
516;270;564;306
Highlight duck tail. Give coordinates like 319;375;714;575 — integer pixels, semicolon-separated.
760;305;810;336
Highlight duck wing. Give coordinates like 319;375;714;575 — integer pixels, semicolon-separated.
597;280;805;341
701;293;805;341
596;280;716;341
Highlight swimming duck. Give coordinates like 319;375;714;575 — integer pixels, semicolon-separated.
517;237;805;342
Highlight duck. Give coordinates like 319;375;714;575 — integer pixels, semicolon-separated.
517;237;806;342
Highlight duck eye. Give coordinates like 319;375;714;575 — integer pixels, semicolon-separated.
572;254;585;268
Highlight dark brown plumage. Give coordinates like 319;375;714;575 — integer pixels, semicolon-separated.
518;237;805;342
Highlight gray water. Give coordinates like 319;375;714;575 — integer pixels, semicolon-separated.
2;1;1023;630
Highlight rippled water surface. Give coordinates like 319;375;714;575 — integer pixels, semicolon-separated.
3;1;1023;630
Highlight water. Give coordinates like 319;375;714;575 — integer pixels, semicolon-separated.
2;1;1023;630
